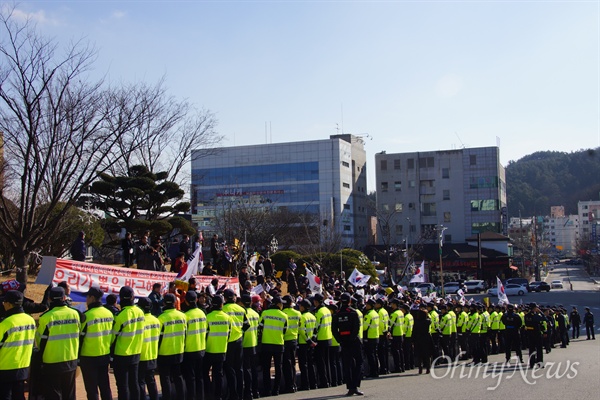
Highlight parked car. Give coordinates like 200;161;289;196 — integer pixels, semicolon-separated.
551;279;564;289
505;278;532;292
415;283;436;295
529;281;551;292
464;280;487;293
488;284;527;296
442;282;462;294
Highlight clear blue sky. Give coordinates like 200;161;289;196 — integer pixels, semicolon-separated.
9;1;599;191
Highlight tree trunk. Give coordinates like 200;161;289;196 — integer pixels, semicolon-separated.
14;250;28;285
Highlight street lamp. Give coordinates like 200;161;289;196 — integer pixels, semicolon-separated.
439;225;448;296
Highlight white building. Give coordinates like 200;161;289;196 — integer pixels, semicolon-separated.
191;134;368;249
542;214;579;257
374;146;506;245
578;199;600;249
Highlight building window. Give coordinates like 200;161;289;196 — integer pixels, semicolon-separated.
383;204;390;212
444;234;452;243
408;180;416;188
343;182;350;189
442;168;449;178
344;225;351;231
395;224;403;233
394;159;401;170
394;181;402;191
407;158;414;169
471;222;501;234
380;160;387;171
409;202;415;210
583;212;588;217
470;155;477;165
342;161;350;168
422;202;436;216
395;203;403;212
471;199;499;211
444;212;451;222
469;176;499;189
381;182;388;192
443;190;450;200
344;204;350;210
410;224;416;233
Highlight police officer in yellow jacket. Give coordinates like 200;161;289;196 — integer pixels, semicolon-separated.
282;294;301;393
157;293;187;400
312;293;332;388
297;299;317;391
36;286;81;400
240;294;260;400
182;290;207;400
0;290;36;400
137;297;160;400
205;295;232;400
388;298;405;373
259;296;288;397
80;286;114;400
375;298;390;375
223;289;248;400
112;285;145;400
363;298;380;378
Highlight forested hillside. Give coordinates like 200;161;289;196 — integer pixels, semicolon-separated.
506;148;600;218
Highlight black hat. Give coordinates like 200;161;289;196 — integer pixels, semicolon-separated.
353;294;364;302
223;289;236;299
418;303;428;309
271;296;283;306
241;294;252;305
3;290;23;306
84;286;104;299
282;295;293;305
438;304;447;310
376;298;386;305
119;286;134;300
529;302;538;309
137;297;152;311
313;293;324;302
212;295;224;306
49;286;65;301
366;298;376;306
299;299;311;309
185;291;197;303
164;293;177;305
340;293;352;303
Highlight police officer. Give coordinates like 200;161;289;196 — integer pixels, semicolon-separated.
157;293;187;400
137;297;160;400
332;293;363;396
501;304;523;365
204;294;232;400
312;293;333;388
259;296;288;396
223;289;248;400
374;298;390;375
282;294;301;393
36;286;81;399
112;286;145;400
427;303;441;359
297;299;317;391
401;304;414;370
362;298;379;378
455;304;469;359
80;286;114;400
439;304;453;361
182;290;207;400
327;300;342;387
0;290;36;400
388;298;405;373
240;294;260;400
524;303;546;368
466;303;482;365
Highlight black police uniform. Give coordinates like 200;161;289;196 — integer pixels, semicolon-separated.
332;301;363;396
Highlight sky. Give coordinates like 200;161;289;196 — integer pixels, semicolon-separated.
5;1;599;191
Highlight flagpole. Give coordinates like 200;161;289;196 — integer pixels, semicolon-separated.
439;225;448;296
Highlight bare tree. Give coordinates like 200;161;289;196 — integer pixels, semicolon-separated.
0;9;200;282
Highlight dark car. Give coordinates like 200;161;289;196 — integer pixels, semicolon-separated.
529;281;551;292
505;278;532;292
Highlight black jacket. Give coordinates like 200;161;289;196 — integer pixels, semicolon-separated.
332;305;360;345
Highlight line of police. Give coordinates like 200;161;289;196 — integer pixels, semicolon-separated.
0;283;584;400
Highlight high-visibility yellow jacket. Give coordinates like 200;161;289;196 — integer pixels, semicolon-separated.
206;309;232;354
299;311;316;345
184;307;207;353
378;307;389;335
243;307;260;349
141;313;160;362
112;305;145;357
363;309;380;339
223;302;247;342
283;307;301;341
404;312;414;338
0;311;36;371
36;305;81;365
259;308;288;346
80;304;114;357
389;309;405;337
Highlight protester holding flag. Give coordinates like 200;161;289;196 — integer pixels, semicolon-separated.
348;268;371;287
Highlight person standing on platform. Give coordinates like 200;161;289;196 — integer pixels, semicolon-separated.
79;287;114;400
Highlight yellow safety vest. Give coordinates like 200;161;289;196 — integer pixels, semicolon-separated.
457;311;469;332
112;305;145;357
260;308;288;346
36;306;80;364
0;312;36;370
356;309;364;340
390;309;405;337
378;307;389;335
404;312;414;338
243;307;260;348
206;309;232;354
184;307;207;353
80;305;114;357
314;306;333;341
283;307;301;341
363;309;380;339
498;312;506;330
448;310;457;334
158;308;186;356
429;310;440;334
141;313;160;362
223;302;246;342
299;311;316;345
440;313;453;335
481;312;490;333
490;311;500;330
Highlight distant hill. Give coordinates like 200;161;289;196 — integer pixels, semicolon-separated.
506;148;600;218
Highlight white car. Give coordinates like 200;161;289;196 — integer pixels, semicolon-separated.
551;280;564;289
487;283;527;296
442;282;462;294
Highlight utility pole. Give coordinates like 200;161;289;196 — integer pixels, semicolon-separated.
439;225;448;296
